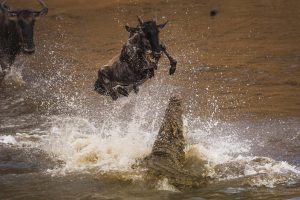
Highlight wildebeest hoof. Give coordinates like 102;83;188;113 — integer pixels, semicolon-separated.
133;85;139;94
116;86;129;97
109;91;119;100
169;66;176;75
94;79;108;95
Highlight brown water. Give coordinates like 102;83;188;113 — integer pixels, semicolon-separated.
0;0;300;199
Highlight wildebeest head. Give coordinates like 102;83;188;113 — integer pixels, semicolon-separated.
126;17;168;59
0;0;48;54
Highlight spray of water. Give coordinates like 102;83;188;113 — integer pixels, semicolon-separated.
0;34;299;189
3;80;294;188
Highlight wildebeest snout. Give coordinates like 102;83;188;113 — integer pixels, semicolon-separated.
23;45;36;54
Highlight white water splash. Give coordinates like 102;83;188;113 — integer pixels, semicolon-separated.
4;81;298;188
30;112;299;188
0;135;17;145
156;178;180;192
2;66;25;87
42;116;154;173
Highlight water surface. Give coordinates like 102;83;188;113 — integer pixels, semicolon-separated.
0;0;300;199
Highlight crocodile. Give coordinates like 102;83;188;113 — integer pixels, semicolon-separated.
141;95;210;189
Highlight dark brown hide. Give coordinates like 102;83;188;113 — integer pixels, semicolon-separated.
0;0;48;79
95;18;177;100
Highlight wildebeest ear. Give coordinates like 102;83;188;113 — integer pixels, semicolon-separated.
125;25;138;33
0;2;17;20
39;8;48;16
34;8;48;18
34;0;48;18
0;3;9;11
34;11;46;19
157;21;168;29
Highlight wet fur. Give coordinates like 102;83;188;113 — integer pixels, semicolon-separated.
0;2;47;80
95;31;156;100
95;19;177;100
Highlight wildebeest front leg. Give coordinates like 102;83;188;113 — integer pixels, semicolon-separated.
133;84;139;94
0;60;8;80
160;43;177;75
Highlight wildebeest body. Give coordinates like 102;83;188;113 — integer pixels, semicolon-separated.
0;0;48;79
96;31;156;98
0;12;20;66
95;17;177;100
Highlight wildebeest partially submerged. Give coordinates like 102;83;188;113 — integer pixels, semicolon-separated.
95;17;177;100
0;0;48;79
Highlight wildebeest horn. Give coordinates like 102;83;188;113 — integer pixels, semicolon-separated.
0;1;18;16
1;1;10;12
137;16;143;25
36;0;48;16
1;0;6;7
157;20;168;29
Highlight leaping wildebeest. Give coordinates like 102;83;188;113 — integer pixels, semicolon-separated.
0;0;48;79
94;17;177;100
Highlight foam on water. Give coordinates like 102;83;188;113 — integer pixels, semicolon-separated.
156;178;180;192
29;110;299;188
1;64;26;87
42;116;153;173
0;135;17;145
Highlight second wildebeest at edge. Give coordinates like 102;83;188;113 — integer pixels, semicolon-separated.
0;0;48;80
95;17;177;100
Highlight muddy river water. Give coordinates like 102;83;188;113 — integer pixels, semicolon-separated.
0;0;300;199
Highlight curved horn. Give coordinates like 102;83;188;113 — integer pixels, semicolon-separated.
137;16;143;25
1;0;6;7
34;0;48;17
1;1;18;17
1;1;10;12
38;0;47;9
157;20;168;29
